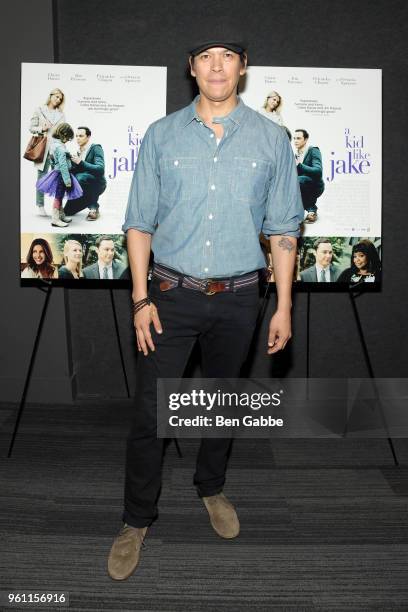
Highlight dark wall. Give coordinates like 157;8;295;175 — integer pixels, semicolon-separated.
0;0;73;403
1;0;408;403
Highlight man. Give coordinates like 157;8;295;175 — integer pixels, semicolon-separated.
300;237;340;282
294;129;325;224
83;235;128;279
63;126;107;220
107;35;304;581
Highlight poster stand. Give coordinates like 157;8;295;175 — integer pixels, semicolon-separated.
109;288;130;398
7;282;53;457
9;283;393;463
346;287;398;465
7;284;131;458
306;286;398;466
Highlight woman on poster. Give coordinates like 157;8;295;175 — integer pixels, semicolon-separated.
58;239;84;279
21;238;57;279
258;91;284;125
29;88;66;215
337;239;381;284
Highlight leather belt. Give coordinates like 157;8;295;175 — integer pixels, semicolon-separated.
152;263;261;295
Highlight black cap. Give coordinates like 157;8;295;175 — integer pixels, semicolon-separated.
189;39;247;56
188;22;247;57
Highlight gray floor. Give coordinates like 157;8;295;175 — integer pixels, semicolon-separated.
1;401;408;611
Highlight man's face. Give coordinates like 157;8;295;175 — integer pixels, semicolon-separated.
294;131;307;150
76;129;90;147
190;47;246;104
97;240;115;265
315;242;333;268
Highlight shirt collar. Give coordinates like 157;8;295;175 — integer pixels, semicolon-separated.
80;142;92;158
182;95;246;127
297;145;309;157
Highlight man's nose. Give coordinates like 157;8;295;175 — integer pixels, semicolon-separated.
211;57;223;71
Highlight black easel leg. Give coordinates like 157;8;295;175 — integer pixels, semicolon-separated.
7;284;53;458
109;289;130;398
306;291;311;379
348;291;398;466
173;438;183;458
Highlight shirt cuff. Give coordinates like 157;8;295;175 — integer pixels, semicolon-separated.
262;225;301;238
121;221;155;234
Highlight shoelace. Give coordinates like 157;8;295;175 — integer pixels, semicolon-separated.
122;524;147;547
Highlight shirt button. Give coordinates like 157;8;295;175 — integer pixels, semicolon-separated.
206;240;211;246
174;160;179;166
213;157;218;163
252;162;257;168
210;184;216;190
208;213;213;220
204;267;209;273
210;133;214;138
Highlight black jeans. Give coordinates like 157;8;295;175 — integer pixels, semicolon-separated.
64;179;106;214
123;275;260;527
298;175;324;212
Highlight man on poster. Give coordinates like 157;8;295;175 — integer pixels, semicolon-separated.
108;33;304;581
64;126;107;220
300;237;341;282
83;235;128;279
294;129;325;224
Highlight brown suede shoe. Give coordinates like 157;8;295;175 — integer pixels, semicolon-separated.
86;209;100;221
304;211;318;223
107;524;148;580
202;493;240;539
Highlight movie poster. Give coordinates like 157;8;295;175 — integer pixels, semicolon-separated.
241;67;382;285
20;63;166;283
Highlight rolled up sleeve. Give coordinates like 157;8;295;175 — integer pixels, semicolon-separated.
262;128;304;238
122;125;159;234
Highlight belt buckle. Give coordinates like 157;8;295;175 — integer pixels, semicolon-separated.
203;279;216;295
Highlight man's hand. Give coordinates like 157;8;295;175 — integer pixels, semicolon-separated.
267;309;292;354
71;154;81;164
134;301;163;355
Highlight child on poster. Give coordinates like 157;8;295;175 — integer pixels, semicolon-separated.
36;123;83;228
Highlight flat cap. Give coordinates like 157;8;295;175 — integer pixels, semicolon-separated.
188;22;247;56
189;39;247;56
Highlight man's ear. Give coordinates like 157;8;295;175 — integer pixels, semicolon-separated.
189;56;196;78
240;52;248;77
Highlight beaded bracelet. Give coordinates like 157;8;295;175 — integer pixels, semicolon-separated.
133;297;151;314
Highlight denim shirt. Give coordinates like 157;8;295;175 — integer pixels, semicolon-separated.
51;140;72;186
123;96;303;278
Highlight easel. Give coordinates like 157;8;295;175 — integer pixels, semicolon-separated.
7;282;131;457
306;285;398;466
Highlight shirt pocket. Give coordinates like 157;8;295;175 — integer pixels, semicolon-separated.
231;157;270;203
159;157;200;202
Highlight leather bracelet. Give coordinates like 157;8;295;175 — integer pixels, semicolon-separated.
132;297;151;314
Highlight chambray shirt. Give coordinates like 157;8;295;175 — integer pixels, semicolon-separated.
122;96;303;278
